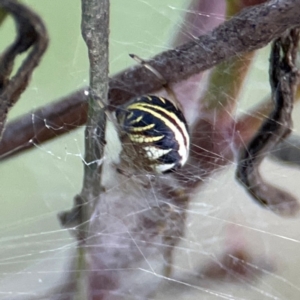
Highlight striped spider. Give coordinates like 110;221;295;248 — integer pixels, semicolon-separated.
85;33;300;297
115;55;190;174
0;1;300;299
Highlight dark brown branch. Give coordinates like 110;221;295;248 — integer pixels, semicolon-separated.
0;89;87;159
0;0;48;138
236;29;300;216
1;0;300;159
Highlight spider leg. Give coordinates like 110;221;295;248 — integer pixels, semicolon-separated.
129;53;183;111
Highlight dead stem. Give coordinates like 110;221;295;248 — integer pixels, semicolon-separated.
236;29;300;216
59;0;109;298
59;0;109;235
0;0;48;139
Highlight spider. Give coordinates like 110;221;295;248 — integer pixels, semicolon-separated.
1;1;300;299
115;54;190;174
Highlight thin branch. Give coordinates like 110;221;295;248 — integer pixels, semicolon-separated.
1;0;300;159
0;89;88;159
59;0;109;234
59;0;109;298
80;0;109;198
0;0;48;138
236;29;300;216
109;0;300;105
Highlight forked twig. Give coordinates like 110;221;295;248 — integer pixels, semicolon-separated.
236;29;300;216
0;0;48;138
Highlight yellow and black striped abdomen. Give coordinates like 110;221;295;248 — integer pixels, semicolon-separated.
116;95;190;173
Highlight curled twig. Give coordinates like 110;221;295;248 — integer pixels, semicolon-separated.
0;0;48;138
236;29;300;216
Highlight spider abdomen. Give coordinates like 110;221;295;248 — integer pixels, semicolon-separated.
116;95;190;173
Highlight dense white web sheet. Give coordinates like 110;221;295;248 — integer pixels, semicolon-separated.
1;1;300;299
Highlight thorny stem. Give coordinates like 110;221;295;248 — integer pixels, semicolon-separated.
1;0;300;159
236;29;300;216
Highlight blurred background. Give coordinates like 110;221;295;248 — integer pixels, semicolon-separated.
1;1;300;299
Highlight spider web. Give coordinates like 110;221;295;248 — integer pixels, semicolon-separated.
1;0;300;299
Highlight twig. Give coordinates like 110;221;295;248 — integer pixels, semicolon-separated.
1;0;300;159
59;0;109;237
0;0;48;139
58;0;110;298
80;0;109;200
236;29;300;216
